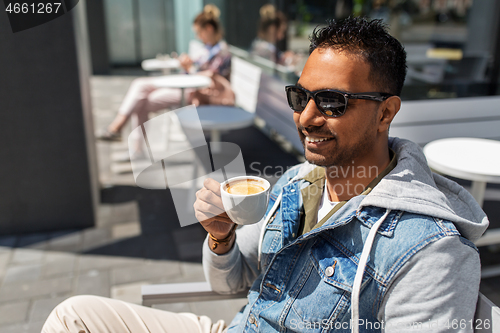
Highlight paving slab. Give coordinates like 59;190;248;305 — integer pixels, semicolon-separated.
78;254;144;273
110;260;182;285
0;251;11;280
81;228;113;251
29;295;69;323
0;275;73;302
173;227;206;261
111;281;146;304
140;233;181;260
0;246;12;253
75;269;111;297
3;263;42;283
111;221;141;240
47;232;83;252
108;201;140;224
11;248;44;264
0;320;45;333
96;204;113;227
0;300;30;326
41;252;77;278
180;262;205;280
175;242;203;262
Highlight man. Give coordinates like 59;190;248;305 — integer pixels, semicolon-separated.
196;17;488;332
43;17;488;333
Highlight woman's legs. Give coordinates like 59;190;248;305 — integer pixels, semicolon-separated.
97;78;158;141
126;87;188;155
129;87;186;134
42;295;226;333
102;77;184;137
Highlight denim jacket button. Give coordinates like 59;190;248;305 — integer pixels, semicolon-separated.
249;314;256;324
325;266;335;277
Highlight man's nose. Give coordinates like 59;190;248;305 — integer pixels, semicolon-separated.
299;98;326;128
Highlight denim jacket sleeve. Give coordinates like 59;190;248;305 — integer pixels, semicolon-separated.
202;164;305;294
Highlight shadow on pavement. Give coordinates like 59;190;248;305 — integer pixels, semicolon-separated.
84;126;302;262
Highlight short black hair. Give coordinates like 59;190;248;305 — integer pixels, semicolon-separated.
310;17;407;96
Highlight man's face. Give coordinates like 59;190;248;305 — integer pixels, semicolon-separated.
294;48;383;168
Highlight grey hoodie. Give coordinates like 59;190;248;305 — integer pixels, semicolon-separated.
203;137;489;332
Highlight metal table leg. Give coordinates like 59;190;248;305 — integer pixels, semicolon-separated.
471;180;487;207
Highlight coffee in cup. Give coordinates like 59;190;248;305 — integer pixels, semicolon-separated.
224;179;266;195
220;176;270;225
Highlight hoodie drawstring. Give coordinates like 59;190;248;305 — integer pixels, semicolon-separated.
351;209;391;333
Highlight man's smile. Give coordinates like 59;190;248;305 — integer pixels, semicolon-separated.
304;136;334;149
305;136;333;143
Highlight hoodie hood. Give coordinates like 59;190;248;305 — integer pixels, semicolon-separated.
359;137;489;242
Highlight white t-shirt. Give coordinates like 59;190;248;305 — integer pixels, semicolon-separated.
317;186;339;223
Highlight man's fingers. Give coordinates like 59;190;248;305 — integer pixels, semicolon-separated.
204;178;222;196
195;210;232;225
193;197;225;218
196;186;224;211
193;178;228;224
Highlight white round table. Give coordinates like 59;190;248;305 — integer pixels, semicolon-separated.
423;137;500;207
177;105;255;152
424;138;500;249
141;58;180;74
152;74;212;107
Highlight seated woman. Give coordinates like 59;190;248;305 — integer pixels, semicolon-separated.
97;4;233;150
249;4;292;66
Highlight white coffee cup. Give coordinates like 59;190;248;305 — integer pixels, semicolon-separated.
220;176;270;225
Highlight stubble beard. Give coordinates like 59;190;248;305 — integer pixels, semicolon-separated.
300;126;375;171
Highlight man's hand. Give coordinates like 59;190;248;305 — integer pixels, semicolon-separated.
194;178;236;254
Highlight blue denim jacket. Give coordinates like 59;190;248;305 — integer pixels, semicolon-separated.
226;164;466;333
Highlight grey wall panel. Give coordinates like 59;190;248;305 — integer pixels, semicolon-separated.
85;0;110;74
103;0;137;64
0;4;97;234
139;0;168;59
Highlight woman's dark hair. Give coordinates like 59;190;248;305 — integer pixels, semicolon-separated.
310;17;407;96
194;4;222;38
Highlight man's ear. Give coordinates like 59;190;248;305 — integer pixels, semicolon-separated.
378;96;401;133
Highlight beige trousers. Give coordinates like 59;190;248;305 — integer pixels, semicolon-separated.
41;295;227;333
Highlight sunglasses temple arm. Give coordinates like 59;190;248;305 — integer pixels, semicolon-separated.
349;94;391;102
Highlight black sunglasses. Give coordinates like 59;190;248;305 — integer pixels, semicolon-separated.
285;85;394;117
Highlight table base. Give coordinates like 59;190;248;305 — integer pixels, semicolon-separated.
471;181;487;207
210;129;221;152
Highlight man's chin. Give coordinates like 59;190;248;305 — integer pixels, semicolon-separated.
304;151;332;167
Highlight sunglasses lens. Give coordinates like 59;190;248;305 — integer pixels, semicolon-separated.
286;87;347;117
286;87;308;112
316;91;346;117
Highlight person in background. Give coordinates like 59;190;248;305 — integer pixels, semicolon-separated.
249;4;295;66
97;4;233;155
